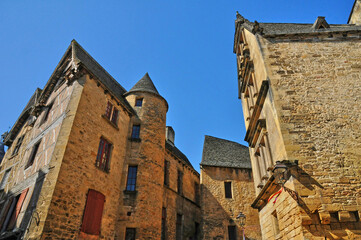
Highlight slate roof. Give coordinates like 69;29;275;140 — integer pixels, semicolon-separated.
201;135;251;169
166;140;195;170
236;14;361;37
4;88;42;145
126;73;160;96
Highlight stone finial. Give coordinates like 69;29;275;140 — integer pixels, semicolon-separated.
235;11;245;23
312;16;330;30
252;21;264;34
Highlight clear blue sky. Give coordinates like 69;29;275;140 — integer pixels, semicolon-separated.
0;0;354;171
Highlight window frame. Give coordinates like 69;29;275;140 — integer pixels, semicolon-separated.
95;137;112;172
12;135;24;156
135;98;143;107
41;101;54;125
131;125;141;140
224;181;232;199
125;166;138;192
125;228;136;240
104;101;119;126
25;140;41;169
177;170;183;195
228;225;237;240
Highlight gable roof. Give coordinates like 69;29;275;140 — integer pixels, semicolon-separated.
201;135;251;169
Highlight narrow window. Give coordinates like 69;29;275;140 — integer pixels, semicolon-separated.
95;137;112;171
194;182;200;204
41;101;54;124
6;188;29;230
228;225;237;240
176;214;183;240
177;170;183;195
0;169;11;190
271;210;280;236
164;160;169;186
225;182;232;198
131;125;140;139
126;166;138;191
12;135;24;156
105;101;119;126
135;98;143;107
25;140;41;169
161;207;167;240
81;189;105;235
125;228;136;240
194;222;200;240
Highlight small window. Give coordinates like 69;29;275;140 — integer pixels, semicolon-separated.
12;135;24;156
228;225;237;240
225;182;232;198
161;207;167;240
131;125;140;139
126;166;138;191
125;228;136;240
96;137;112;171
164;160;169;186
104;101;119;126
177;170;183;195
81;189;105;235
271;210;280;236
0;169;11;191
25;141;41;169
176;214;183;240
41;101;54;124
135;98;143;107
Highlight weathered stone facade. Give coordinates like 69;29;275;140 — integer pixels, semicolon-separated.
0;40;201;240
234;2;361;239
200;136;261;240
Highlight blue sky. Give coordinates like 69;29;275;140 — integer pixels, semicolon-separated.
0;0;354;171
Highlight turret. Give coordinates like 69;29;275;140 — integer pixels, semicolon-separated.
124;73;168;238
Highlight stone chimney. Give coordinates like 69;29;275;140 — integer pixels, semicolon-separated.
348;0;361;25
166;126;175;145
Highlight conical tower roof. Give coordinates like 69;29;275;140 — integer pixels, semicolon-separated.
126;73;160;96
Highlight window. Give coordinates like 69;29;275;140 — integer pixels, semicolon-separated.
135;98;143;107
12;135;24;156
131;125;140;139
0;188;28;231
125;228;136;240
126;166;138;191
0;169;11;190
176;214;183;240
194;222;200;240
96;137;112;171
225;182;232;198
164;160;169;186
194;182;200;204
104;101;119;125
161;208;167;240
41;101;54;124
228;225;237;240
81;189;105;235
25;140;41;169
177;170;183;195
271;210;280;236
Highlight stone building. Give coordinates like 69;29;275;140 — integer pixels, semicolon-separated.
200;135;261;240
233;1;361;239
0;40;201;240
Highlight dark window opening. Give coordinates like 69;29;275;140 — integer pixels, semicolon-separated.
161;207;167;240
228;225;237;240
81;189;105;235
104;101;119;126
194;222;200;240
177;171;183;195
125;228;136;240
12;135;24;156
126;166;138;191
41;101;54;124
135;98;143;107
164;160;169;186
224;182;232;198
176;214;183;240
272;210;280;236
131;125;140;139
25;141;41;169
96;137;112;171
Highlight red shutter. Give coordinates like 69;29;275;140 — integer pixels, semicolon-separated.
81;189;105;235
7;188;29;230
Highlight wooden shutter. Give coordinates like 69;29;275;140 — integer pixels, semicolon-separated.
81;189;105;235
7;188;29;230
